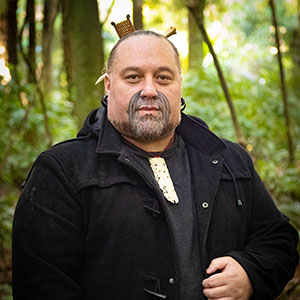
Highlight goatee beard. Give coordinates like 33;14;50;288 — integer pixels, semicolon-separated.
111;91;180;142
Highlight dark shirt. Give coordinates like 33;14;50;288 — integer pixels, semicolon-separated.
122;134;202;299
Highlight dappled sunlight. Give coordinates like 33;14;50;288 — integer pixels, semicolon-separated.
99;0;132;24
0;45;11;85
1;0;300;298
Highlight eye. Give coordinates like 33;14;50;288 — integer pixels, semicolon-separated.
125;74;142;82
156;74;172;83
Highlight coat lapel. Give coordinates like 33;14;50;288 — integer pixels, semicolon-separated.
177;113;227;270
187;146;224;267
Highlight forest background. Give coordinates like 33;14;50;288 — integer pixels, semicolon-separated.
0;0;300;299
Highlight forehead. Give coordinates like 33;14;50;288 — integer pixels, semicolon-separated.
111;35;179;73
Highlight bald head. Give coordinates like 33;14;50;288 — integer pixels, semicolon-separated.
107;30;181;74
104;30;182;150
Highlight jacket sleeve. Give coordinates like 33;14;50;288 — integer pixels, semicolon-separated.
227;148;299;300
12;152;84;300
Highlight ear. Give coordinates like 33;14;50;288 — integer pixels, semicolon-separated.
104;74;111;95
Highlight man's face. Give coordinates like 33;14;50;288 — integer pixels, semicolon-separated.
105;35;182;143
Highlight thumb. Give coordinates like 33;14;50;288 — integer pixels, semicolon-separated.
206;256;231;275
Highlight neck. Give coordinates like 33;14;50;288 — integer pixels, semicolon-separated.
122;132;175;153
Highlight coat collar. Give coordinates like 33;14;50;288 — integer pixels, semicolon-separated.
94;106;227;158
176;114;227;158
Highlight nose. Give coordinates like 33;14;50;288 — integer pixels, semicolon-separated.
140;77;158;99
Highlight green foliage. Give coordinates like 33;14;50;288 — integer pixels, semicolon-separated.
183;64;300;234
144;0;187;32
0;78;76;182
1;0;299;296
0;73;77;257
182;0;300;210
0;0;7;13
0;284;12;300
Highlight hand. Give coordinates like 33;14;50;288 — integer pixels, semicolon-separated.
202;256;253;300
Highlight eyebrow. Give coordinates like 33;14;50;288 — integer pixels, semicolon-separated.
120;66;176;77
156;66;176;76
120;67;141;77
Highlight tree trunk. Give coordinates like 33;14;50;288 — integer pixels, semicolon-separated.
17;0;53;145
269;0;294;165
186;2;245;145
188;8;204;70
61;0;74;101
132;0;143;30
7;0;18;67
26;0;36;81
62;0;104;126
0;5;8;53
41;0;59;91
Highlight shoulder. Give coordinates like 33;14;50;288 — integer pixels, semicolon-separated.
222;139;252;162
45;135;97;164
27;136;98;187
221;139;254;176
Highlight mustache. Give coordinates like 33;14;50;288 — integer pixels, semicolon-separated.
128;90;170;113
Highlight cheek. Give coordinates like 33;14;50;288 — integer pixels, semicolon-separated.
170;101;181;119
107;96;130;122
168;93;181;113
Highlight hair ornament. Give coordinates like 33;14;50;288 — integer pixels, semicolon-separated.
95;15;176;85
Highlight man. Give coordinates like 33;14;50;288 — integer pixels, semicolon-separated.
12;31;298;300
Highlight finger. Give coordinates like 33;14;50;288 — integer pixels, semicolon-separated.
206;256;231;274
202;272;228;288
203;285;230;299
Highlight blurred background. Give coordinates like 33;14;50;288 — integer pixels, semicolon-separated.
0;0;299;298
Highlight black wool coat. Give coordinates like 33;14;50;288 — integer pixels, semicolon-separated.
12;107;299;300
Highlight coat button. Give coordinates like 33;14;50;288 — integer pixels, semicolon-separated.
212;159;218;164
202;202;209;208
169;278;175;284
